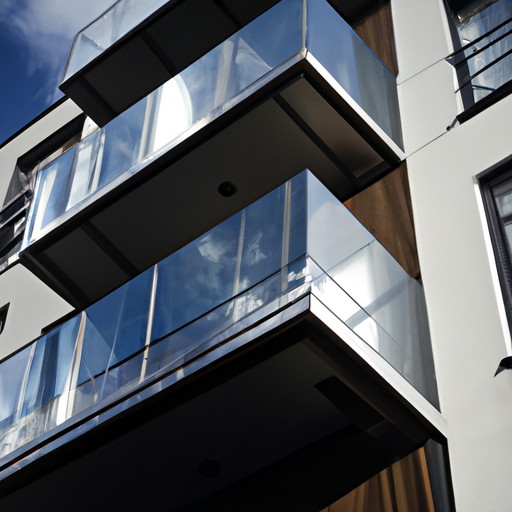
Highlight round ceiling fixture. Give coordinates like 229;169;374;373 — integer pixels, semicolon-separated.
197;459;222;477
218;181;238;197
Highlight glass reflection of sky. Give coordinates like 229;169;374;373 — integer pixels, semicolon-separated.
1;170;437;461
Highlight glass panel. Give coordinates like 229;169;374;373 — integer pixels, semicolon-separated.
0;346;31;434
491;174;512;262
66;130;103;210
17;316;81;450
72;352;145;415
97;97;148;188
63;0;169;80
238;186;285;292
305;172;438;406
146;0;303;155
151;174;292;343
494;177;512;217
306;0;402;146
77;269;152;387
20;318;80;419
151;213;242;341
25;148;77;242
146;270;286;379
288;171;308;264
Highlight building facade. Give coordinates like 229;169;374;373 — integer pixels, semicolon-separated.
0;0;511;510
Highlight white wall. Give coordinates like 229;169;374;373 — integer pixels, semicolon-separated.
408;95;512;512
0;264;72;360
392;0;512;509
0;100;82;202
0;99;81;360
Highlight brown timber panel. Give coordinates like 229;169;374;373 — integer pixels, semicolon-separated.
348;3;420;277
319;448;436;512
345;163;420;279
353;2;398;75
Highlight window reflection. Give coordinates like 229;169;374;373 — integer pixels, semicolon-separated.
77;270;153;387
448;0;512;106
0;346;31;433
19;316;80;444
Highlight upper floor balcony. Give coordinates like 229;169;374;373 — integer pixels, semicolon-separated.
0;170;441;508
60;0;391;126
21;0;404;308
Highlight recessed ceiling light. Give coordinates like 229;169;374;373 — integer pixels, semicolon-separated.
218;181;238;197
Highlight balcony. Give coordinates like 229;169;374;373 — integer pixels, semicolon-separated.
446;0;512;121
60;0;390;126
0;171;441;507
22;0;404;308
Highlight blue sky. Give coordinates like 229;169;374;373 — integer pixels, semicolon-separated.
0;0;117;146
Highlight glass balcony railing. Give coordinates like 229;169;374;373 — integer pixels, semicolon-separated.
62;0;170;81
1;170;437;462
24;0;402;249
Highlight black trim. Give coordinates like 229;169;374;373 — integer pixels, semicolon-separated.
214;0;243;29
274;94;359;188
0;303;10;336
457;78;512;123
13;114;85;176
479;160;512;338
139;31;180;76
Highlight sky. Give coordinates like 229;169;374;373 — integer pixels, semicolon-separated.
0;0;117;146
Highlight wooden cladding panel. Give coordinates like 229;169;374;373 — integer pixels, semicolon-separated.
319;448;436;512
345;163;420;279
353;2;398;75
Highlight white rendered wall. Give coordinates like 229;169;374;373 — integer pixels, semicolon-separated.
393;0;512;509
393;0;459;156
0;100;81;360
0;99;82;203
0;264;72;360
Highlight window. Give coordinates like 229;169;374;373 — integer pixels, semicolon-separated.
445;0;512;119
480;161;512;331
0;115;87;272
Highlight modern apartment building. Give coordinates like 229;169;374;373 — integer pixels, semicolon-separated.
0;0;511;510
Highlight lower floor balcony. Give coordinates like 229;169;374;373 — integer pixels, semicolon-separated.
0;171;443;509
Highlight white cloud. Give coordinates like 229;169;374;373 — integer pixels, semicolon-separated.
1;0;117;103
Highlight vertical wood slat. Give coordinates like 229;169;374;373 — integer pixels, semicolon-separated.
320;448;436;512
353;2;398;75
346;163;421;279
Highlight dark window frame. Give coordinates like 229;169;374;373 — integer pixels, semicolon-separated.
479;154;512;333
444;0;512;123
0;114;87;273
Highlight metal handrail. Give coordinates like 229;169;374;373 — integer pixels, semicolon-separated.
444;15;512;93
456;46;512;91
447;15;512;62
